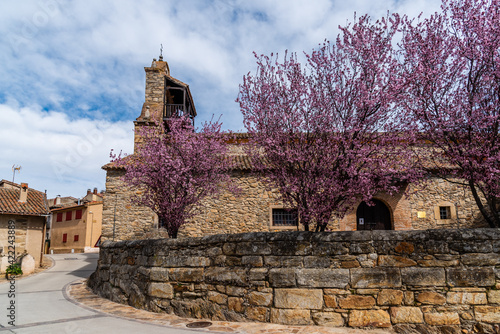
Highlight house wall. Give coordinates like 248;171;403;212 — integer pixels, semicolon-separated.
50;203;103;253
0;214;44;266
101;169;487;242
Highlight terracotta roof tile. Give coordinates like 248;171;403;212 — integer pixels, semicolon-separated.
0;180;48;216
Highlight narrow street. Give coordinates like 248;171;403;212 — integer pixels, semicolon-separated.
0;254;207;334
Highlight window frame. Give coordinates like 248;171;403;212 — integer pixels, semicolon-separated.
269;206;299;230
62;233;67;243
433;201;457;223
65;211;72;221
56;212;63;222
75;209;83;220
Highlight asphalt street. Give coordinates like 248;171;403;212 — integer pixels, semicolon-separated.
0;254;208;334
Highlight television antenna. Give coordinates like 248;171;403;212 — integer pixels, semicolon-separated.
12;165;21;183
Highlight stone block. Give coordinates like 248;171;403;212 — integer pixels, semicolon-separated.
248;291;273;306
241;256;263;267
270;308;312;325
269;268;296;287
446;268;495;287
20;255;35;275
274;289;323;309
205;267;247;286
378;255;417;267
228;297;244;313
487;290;500;304
246;306;269;322
148;282;173;299
401;268;445;286
150;268;169;281
416;292;446;305
207;291;227;305
312;312;344;327
311;242;347;256
168;268;204;282
348;310;391;328
446;292;487;304
235;242;272;256
417;259;459;267
351;268;401;288
163;256;210;267
403;291;414;306
304;256;331;268
265;256;303;267
297;268;349;288
341;260;361;268
271;241;312;256
248;268;267;282
338;295;375;309
461;253;500;266
377;289;404;306
474;306;500;324
394;242;415;254
226;286;246;297
390;307;424;324
324;295;337;308
423;312;460;325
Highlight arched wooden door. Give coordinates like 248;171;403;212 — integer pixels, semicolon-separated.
356;199;392;230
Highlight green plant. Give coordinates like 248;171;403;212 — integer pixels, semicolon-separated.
6;263;23;276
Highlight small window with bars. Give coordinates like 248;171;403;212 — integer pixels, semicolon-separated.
272;208;298;227
439;206;451;220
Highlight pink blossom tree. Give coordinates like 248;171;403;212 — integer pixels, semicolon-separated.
112;117;232;238
399;0;500;227
238;15;419;231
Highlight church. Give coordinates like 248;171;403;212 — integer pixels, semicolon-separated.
101;57;487;241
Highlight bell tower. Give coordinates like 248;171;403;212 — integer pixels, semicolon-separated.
134;52;197;151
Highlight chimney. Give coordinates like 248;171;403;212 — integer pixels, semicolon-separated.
93;187;98;195
55;195;61;205
19;183;28;203
87;189;91;195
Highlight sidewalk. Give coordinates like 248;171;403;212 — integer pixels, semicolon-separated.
67;280;394;334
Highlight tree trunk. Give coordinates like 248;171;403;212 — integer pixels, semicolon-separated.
469;180;498;228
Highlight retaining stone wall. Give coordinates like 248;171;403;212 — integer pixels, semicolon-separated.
88;229;500;332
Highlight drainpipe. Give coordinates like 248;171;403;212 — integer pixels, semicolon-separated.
41;190;49;266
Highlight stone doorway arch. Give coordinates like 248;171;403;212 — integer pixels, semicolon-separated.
356;199;392;230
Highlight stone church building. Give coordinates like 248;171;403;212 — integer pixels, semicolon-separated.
101;57;487;241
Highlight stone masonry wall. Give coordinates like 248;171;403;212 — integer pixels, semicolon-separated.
89;229;500;332
102;169;487;242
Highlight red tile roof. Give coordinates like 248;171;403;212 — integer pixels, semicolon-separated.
103;154;255;172
0;180;49;216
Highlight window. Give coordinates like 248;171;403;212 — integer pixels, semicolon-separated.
75;209;82;220
62;233;67;243
74;235;79;242
65;211;72;221
439;206;451;220
56;212;63;222
272;208;298;227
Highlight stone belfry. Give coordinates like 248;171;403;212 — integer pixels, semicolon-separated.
134;51;197;151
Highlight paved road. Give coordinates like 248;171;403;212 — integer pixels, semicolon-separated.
0;254;207;334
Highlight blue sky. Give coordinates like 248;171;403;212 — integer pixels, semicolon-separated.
0;0;441;199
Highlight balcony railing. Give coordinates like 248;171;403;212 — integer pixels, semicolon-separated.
163;104;194;120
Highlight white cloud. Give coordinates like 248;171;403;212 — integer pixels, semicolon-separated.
0;104;133;198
